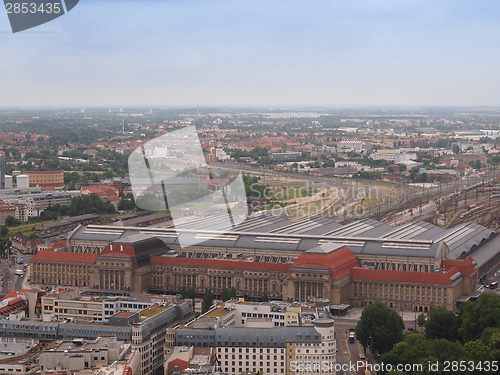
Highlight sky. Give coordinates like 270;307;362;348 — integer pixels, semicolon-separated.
1;0;500;108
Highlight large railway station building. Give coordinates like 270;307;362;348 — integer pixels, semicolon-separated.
31;215;500;312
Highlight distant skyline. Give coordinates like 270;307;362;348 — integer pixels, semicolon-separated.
1;0;500;107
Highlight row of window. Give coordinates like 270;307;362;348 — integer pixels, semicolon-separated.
219;348;285;354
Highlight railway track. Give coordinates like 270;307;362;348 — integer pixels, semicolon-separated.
445;198;500;228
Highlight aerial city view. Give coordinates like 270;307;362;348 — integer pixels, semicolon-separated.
1;1;500;375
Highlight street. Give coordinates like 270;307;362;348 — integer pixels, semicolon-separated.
335;320;366;375
0;250;33;297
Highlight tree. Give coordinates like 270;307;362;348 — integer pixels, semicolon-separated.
459;293;500;342
425;306;460;341
179;285;188;298
0;226;8;238
464;339;497;363
221;287;231;302
472;160;482;170
0;234;12;259
5;216;22;227
118;197;136;210
243;175;268;199
178;286;196;300
355;302;404;354
381;333;465;374
221;287;238;301
417;313;426;330
47;193;116;216
202;288;214;314
185;287;196;300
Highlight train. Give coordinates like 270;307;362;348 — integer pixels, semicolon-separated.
465;183;483;192
477;186;500;192
460;205;484;219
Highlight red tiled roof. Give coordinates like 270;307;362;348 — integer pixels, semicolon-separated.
53;240;67;249
290;247;360;280
99;239;167;267
2;289;36;301
81;185;119;197
166;359;188;375
0;297;26;316
150;256;291;273
351;267;461;285
8;297;22;306
32;250;98;264
2;291;18;300
442;257;477;276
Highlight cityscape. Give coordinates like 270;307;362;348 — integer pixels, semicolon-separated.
0;107;499;375
2;1;500;375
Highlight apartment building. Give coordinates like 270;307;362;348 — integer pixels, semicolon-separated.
40;290;174;322
0;202;16;225
39;337;127;372
1;191;74;221
175;302;336;375
0;302;192;375
337;140;366;154
25;170;64;188
370;149;417;163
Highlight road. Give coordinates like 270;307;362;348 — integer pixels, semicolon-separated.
14;253;33;291
335;320;366;375
1;251;33;295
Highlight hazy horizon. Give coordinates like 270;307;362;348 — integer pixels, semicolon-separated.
2;0;500;107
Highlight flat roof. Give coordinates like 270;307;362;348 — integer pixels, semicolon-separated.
205;308;233;318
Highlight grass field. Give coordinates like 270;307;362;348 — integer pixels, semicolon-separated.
353;195;383;210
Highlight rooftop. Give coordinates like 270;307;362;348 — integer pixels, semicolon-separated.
71;213;493;261
139;305;166;318
32;249;98;264
205;307;233;318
